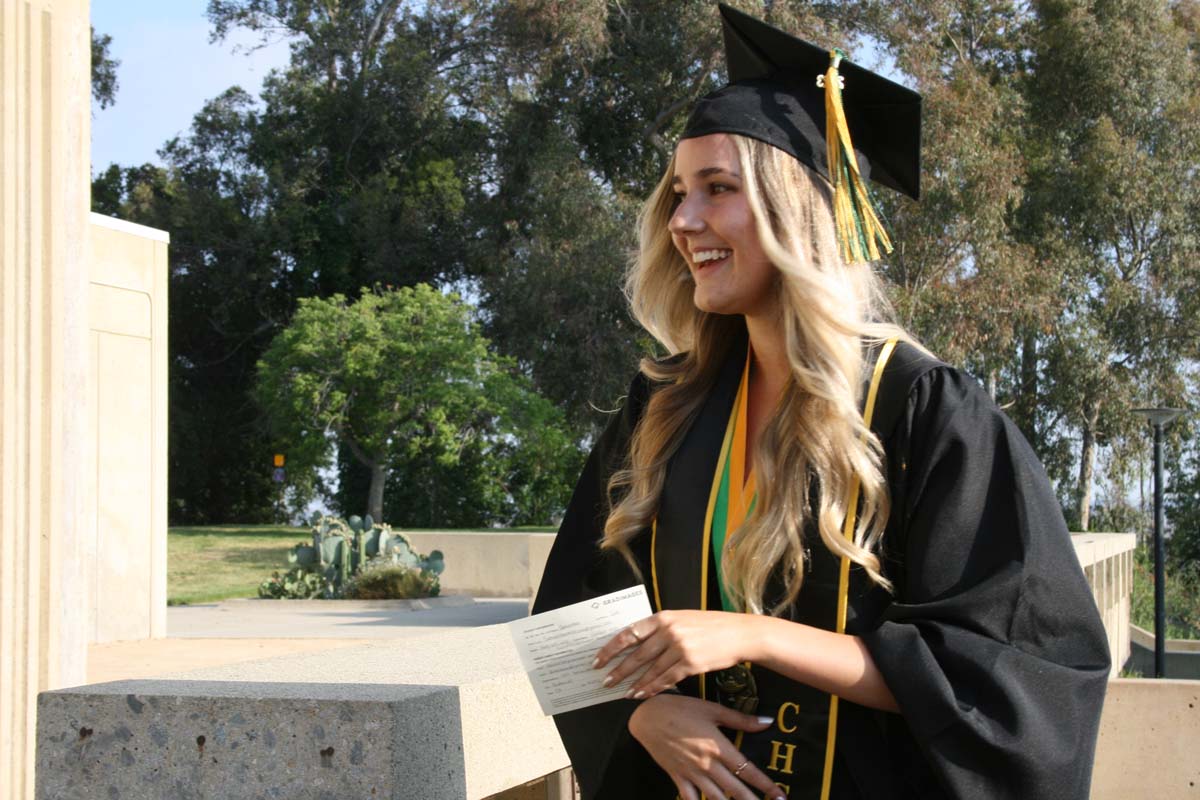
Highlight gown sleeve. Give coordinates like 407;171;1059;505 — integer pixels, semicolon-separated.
531;370;675;800
860;366;1111;799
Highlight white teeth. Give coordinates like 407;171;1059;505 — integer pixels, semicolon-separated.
693;249;731;264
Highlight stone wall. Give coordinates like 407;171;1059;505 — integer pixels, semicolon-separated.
86;214;169;643
404;531;555;598
1;2;92;798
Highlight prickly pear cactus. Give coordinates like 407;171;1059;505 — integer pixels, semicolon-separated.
274;514;443;599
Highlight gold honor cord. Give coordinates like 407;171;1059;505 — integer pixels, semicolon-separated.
650;376;740;696
823;50;894;265
818;336;899;800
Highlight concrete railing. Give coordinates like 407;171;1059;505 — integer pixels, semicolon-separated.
1072;533;1136;677
1127;624;1200;679
35;531;1149;798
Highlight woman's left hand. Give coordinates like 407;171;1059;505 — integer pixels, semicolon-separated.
594;610;764;700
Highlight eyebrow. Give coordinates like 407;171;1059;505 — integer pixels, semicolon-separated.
671;166;741;186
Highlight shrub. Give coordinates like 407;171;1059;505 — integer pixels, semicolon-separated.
340;559;440;600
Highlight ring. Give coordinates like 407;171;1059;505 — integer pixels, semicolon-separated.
629;626;643;642
733;759;749;777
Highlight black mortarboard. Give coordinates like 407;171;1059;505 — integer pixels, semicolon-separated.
684;3;921;200
681;4;922;261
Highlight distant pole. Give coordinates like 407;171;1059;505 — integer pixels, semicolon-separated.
1133;408;1185;678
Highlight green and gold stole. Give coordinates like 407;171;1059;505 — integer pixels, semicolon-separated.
700;338;899;800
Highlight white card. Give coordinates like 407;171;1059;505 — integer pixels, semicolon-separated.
509;585;653;715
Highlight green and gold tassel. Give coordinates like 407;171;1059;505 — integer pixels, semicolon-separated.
822;49;893;263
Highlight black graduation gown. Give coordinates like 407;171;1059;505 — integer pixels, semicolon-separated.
532;340;1111;800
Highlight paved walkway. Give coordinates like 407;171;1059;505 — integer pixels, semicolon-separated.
87;597;529;685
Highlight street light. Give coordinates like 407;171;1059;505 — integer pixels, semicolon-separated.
1132;407;1186;678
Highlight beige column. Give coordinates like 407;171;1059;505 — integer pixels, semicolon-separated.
1;1;92;798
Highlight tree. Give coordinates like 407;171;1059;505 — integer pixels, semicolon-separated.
1023;0;1200;527
861;0;1049;391
1168;444;1200;572
96;2;494;521
254;284;580;524
91;27;119;109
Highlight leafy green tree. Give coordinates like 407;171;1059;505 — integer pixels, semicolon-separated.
255;285;581;525
97;2;493;521
1168;450;1200;573
91;27;119;109
1023;0;1200;527
860;0;1051;395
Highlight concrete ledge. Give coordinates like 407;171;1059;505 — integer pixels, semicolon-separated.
1130;624;1200;653
216;595;475;611
37;625;568;800
405;532;551;598
1092;678;1200;799
1127;624;1200;679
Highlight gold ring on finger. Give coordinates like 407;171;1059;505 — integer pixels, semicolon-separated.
733;759;749;777
629;626;642;642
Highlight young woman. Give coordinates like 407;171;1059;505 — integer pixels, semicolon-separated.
532;6;1110;800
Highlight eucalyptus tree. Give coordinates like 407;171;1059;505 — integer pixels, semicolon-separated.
1023;0;1200;528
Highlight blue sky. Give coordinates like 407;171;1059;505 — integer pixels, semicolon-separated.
91;0;291;173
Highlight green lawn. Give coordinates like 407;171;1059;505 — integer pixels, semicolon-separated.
168;523;558;604
168;525;308;605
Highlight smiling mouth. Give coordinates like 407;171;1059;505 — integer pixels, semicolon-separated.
692;248;732;271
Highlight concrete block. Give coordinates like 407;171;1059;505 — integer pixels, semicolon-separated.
1092;678;1200;800
38;681;461;800
37;625;569;799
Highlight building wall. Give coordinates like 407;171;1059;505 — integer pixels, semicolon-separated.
0;1;92;798
87;214;168;643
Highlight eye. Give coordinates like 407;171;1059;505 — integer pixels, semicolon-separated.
709;182;733;195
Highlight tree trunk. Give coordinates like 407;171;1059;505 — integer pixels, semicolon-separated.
1076;399;1101;531
1017;331;1038;441
367;462;386;523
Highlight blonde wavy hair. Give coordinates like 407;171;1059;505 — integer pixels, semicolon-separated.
602;134;917;615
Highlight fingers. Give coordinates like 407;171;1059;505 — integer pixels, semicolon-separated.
715;705;776;733
593;614;658;669
606;636;676;692
721;754;785;800
670;776;699;800
626;644;688;698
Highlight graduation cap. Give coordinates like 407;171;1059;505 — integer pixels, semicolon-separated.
681;3;922;263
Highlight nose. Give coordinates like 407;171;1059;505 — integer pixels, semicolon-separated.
668;192;705;236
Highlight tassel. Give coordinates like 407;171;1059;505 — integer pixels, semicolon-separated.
822;49;893;263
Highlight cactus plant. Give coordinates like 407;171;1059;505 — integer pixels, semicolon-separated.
264;514;443;599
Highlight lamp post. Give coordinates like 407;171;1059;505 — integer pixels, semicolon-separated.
1132;407;1185;678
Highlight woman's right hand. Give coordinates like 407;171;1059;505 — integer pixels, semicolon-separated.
627;694;785;800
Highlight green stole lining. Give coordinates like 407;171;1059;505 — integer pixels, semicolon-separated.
711;349;755;613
